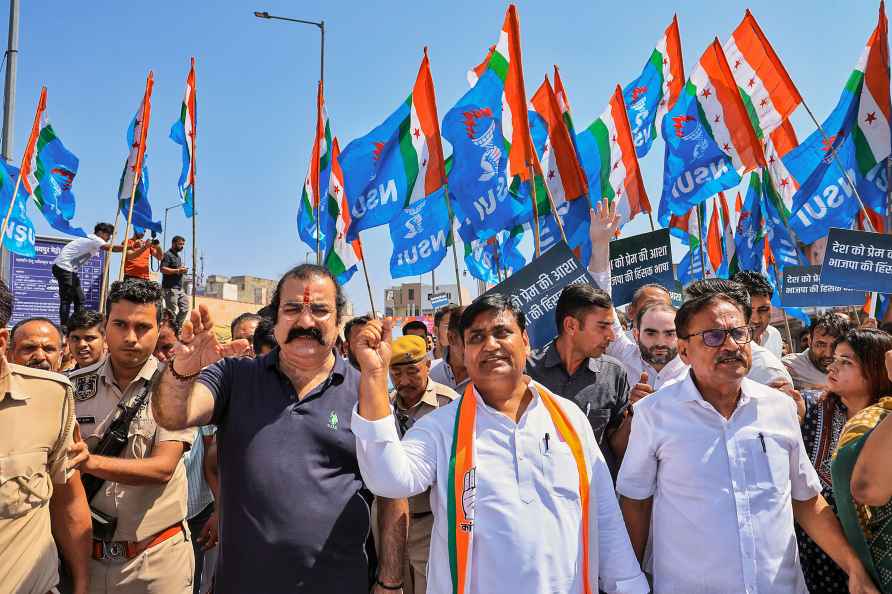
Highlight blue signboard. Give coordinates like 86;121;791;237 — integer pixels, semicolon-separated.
608;229;675;307
820;228;892;294
7;236;106;326
430;292;450;309
482;242;596;349
781;265;865;307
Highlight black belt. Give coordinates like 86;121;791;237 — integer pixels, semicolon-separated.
410;511;432;519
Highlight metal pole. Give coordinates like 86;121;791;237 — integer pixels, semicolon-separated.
1;0;19;162
647;211;656;232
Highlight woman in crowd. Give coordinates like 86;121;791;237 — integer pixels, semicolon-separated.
795;328;892;592
831;356;892;593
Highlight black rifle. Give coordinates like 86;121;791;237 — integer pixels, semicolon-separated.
82;371;160;540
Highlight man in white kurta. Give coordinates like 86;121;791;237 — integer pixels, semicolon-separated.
351;296;649;594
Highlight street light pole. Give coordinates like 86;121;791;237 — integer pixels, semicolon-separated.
162;202;183;250
255;11;325;264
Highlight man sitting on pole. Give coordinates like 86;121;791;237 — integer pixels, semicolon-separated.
52;223;123;328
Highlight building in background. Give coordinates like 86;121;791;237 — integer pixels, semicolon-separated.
204;275;276;305
384;283;470;317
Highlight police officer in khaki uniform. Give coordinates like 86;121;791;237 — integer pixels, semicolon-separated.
389;335;458;594
67;279;195;594
0;280;92;594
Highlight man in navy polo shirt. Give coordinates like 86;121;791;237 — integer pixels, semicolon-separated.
153;264;409;593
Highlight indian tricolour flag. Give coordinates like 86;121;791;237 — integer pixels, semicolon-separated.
530;76;587;207
406;48;447;204
490;4;535;181
724;10;801;138
169;58;196;217
325;138;361;284
577;85;651;227
852;1;890;177
298;81;334;252
724;11;802;214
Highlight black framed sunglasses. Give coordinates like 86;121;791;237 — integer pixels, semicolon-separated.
680;325;753;348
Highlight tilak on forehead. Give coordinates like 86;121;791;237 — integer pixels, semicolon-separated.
303;286;311;305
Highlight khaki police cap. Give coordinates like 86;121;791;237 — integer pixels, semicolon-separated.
391;335;427;367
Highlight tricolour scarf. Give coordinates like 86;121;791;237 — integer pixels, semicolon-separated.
447;380;592;594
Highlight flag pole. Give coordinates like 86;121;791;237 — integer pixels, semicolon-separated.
696;203;706;279
770;260;795;349
98;209;121;313
492;238;503;283
357;235;377;318
528;163;542;257
647;211;656;232
1;86;46;246
443;187;464;306
191;58;198;309
531;150;568;245
117;73;154;281
800;100;877;232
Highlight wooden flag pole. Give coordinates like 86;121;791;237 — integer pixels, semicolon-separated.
528;163;542;257
1;87;46;251
443;187;464;306
0;172;25;244
647;211;656;232
118;175;141;280
118;73;154;281
800;100;877;232
532;157;568;246
98;208;121;313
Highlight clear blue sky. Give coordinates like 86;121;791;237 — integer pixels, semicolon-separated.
3;1;884;314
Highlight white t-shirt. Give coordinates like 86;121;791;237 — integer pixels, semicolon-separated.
53;234;107;272
759;324;784;358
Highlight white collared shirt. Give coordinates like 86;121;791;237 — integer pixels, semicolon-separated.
351;385;649;594
617;370;821;594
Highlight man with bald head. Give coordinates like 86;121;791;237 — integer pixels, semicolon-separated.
10;317;65;371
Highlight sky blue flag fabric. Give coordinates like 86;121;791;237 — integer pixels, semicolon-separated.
31;128;86;237
117;114;162;234
389;187;450;278
340;100;410;241
623;63;666;158
677;247;704;286
169;116;195;218
464;227;526;285
658;88;741;226
537;196;592;265
0;163;36;257
442;69;536;243
783;73;888;243
296;184;335;255
734;173;765;272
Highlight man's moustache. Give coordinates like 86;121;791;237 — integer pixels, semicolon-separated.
27;360;52;370
286;326;324;345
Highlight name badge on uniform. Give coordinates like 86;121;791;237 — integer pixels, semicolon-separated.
74;374;98;401
76;416;96;425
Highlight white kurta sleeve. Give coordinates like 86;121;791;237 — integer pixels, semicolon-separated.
351;405;439;499
591;455;650;594
616;405;659;500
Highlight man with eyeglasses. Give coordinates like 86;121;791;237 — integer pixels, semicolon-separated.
152;264;409;594
617;279;878;594
388;334;458;594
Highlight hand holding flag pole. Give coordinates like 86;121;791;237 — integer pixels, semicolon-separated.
0;86;45;244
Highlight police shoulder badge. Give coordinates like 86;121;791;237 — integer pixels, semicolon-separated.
73;373;98;401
